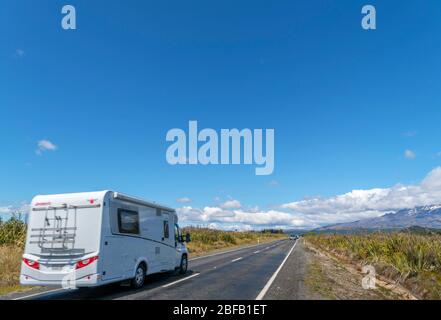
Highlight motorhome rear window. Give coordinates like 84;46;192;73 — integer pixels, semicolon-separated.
117;209;139;234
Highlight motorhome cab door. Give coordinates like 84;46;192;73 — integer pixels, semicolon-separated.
161;212;175;269
174;223;184;263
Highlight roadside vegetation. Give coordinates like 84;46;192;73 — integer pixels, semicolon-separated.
0;216;28;295
183;227;286;257
305;232;441;299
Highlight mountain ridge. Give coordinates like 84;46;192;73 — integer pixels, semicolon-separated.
315;205;441;231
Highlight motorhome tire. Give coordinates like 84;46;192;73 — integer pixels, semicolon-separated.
131;263;146;288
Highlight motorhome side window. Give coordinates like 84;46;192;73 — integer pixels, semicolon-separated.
163;220;169;239
117;209;139;234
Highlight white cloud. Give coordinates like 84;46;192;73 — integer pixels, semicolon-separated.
177;205;307;231
403;130;417;137
176;167;441;230
404;149;416;159
207;222;254;231
220;199;242;209
281;167;441;227
0;203;30;219
14;49;25;58
176;197;192;203
269;180;279;187
36;139;57;155
0;206;13;215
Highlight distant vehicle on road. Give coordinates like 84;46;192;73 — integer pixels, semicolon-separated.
20;191;190;289
289;234;299;240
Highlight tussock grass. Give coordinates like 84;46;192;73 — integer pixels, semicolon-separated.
305;233;441;299
0;217;26;247
0;217;28;295
183;227;286;256
0;245;26;295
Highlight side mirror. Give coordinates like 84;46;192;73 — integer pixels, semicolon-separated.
185;233;191;243
178;235;184;243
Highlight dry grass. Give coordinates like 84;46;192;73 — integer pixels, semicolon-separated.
0;217;29;295
0;217;26;247
0;245;29;295
305;233;441;299
183;227;286;256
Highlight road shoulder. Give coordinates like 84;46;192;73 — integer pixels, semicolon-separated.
304;240;416;300
264;239;409;300
263;240;323;300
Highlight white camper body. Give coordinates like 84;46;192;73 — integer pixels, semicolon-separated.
20;191;189;288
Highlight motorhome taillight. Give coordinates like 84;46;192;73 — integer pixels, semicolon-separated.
23;258;40;270
76;256;98;269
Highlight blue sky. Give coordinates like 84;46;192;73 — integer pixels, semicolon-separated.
1;1;441;229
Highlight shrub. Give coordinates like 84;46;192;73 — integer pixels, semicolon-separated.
0;217;27;248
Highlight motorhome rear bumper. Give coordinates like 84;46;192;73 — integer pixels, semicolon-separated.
20;254;101;287
20;272;101;287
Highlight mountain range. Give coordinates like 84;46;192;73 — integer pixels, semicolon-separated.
315;205;441;232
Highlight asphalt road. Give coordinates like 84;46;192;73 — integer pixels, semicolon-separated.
8;239;299;300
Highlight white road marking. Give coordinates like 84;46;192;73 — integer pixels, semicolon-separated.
231;257;243;262
253;250;261;254
256;240;298;300
13;288;66;300
265;247;270;250
189;239;284;261
161;273;200;288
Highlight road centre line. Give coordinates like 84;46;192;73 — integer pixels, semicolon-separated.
189;240;284;261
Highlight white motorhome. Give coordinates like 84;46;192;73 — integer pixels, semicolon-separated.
20;191;190;289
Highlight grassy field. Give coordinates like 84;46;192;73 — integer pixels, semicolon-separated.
305;232;441;299
0;217;28;295
0;245;26;295
0;217;285;296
